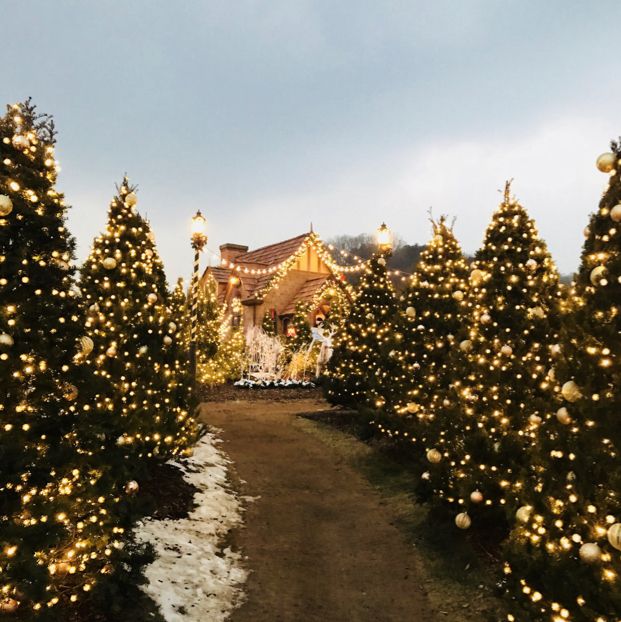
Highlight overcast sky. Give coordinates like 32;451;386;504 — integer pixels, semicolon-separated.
3;1;620;279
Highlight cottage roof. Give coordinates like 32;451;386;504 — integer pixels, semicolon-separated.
281;275;330;316
233;233;309;266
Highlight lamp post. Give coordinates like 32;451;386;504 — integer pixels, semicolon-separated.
376;222;393;254
189;210;208;383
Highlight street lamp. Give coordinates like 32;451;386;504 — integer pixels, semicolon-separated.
189;210;208;383
376;222;393;254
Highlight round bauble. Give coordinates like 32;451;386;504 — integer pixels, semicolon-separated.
102;257;117;270
168;322;177;333
584;226;590;238
501;345;513;356
561;380;581;403
607;523;621;551
377;257;386;267
406;402;420;414
470;269;485;285
452;290;464;301
125;192;138;207
80;336;94;356
0;598;19;614
455;512;471;530
139;345;148;355
405;306;416;318
0;195;13;217
596;152;617;173
590;265;607;286
63;384;78;401
470;490;484;504
125;480;140;495
459;339;472;353
426;448;442;464
0;333;14;347
556;407;571;425
145;248;153;258
528;414;542;426
516;505;532;523
163;336;172;346
610;204;621;223
579;542;602;564
147;293;158;304
480;313;491;324
106;346;117;357
525;258;537;271
89;303;100;314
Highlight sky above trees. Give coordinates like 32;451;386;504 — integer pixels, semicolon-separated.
3;1;621;279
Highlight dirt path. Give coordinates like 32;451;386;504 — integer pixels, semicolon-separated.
200;399;435;622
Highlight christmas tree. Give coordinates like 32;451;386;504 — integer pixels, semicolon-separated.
324;243;400;408
261;310;277;336
503;146;621;621
381;216;470;444
80;177;196;469
286;301;313;351
425;183;561;527
169;277;189;353
0;100;119;614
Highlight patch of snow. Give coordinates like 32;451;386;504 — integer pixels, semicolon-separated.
135;432;246;622
234;378;316;388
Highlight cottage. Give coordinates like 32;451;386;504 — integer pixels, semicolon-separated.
201;231;350;334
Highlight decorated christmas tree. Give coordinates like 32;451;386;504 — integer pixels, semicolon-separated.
424;183;561;528
169;277;189;352
325;239;400;408
286;301;313;351
261;310;277;336
0;100;119;614
384;216;470;443
80;178;196;469
503;146;621;621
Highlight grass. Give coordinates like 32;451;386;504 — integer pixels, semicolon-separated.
297;408;510;622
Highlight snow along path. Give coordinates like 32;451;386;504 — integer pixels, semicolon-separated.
135;431;247;622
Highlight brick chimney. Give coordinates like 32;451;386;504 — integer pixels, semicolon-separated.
220;243;248;264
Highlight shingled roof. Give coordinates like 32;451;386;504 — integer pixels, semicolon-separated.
233;233;309;266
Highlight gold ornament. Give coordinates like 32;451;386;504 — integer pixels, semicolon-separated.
470;490;483;504
163;336;173;346
501;345;513;356
556;407;571;425
611;204;621;223
590;265;607;286
0;195;13;217
607;523;621;551
405;402;420;414
452;290;464;301
459;339;472;352
455;512;471;529
596;152;616;173
480;313;491;324
80;336;94;356
470;269;485;286
377;257;386;267
0;598;19;614
168;322;177;333
528;414;542;425
516;505;532;523
125;192;138;207
525;258;537;271
405;306;416;318
426;448;442;464
561;380;581;403
125;480;140;495
11;134;30;150
0;333;14;347
579;542;602;564
102;257;117;270
147;293;158;304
